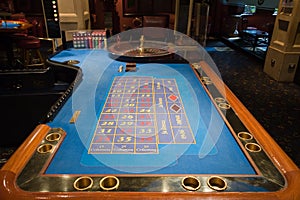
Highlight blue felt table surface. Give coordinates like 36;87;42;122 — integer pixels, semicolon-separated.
46;49;255;175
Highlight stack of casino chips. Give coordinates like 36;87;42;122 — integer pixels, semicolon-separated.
72;30;106;49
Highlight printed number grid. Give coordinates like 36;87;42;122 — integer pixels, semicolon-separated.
89;77;195;154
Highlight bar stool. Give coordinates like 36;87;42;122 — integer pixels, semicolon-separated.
16;36;44;68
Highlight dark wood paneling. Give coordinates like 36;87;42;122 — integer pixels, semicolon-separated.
123;0;175;16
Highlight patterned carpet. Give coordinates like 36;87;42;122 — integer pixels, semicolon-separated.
1;39;299;169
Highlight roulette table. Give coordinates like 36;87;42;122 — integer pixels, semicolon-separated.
0;32;299;199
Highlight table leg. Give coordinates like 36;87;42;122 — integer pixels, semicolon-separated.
253;36;259;51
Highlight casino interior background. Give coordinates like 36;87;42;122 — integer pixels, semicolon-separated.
0;0;299;169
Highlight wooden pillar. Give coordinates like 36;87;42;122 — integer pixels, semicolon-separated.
186;0;194;36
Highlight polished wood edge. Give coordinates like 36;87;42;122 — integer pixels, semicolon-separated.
1;124;51;173
0;170;21;199
0;124;51;199
199;61;300;198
